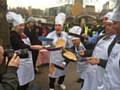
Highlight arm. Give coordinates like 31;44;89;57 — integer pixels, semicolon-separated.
0;66;18;90
10;31;43;50
10;31;30;50
0;54;20;90
87;57;108;68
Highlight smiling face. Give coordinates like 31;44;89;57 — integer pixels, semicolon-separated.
105;22;115;35
15;23;25;33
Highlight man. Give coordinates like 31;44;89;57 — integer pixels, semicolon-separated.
0;39;20;90
47;13;68;90
81;12;117;90
79;18;89;45
68;26;88;87
96;2;120;89
24;17;42;72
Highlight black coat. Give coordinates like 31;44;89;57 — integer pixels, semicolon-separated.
10;31;30;50
24;28;41;45
0;62;18;90
24;28;41;67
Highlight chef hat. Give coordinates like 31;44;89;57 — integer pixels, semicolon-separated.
26;16;36;23
111;10;120;21
6;12;24;27
104;12;113;18
105;12;113;23
69;26;82;40
111;0;120;21
101;11;113;21
55;12;66;26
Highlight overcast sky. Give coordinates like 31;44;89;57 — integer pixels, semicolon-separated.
7;0;108;11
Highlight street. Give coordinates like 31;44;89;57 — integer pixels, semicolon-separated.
32;62;81;90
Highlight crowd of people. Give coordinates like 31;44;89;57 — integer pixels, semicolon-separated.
0;1;120;90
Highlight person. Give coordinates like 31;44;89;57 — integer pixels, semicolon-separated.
46;12;69;90
79;18;89;45
81;12;117;90
96;1;120;89
24;17;42;73
68;26;88;87
0;39;20;90
6;12;43;90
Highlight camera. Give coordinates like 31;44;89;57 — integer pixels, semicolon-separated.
4;49;29;59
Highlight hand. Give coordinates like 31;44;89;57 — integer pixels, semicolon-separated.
80;50;85;56
87;57;100;65
61;63;65;69
8;53;20;68
31;45;43;50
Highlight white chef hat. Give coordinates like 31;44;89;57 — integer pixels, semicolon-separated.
6;12;24;27
104;12;113;18
111;9;120;21
55;12;66;26
69;26;82;40
26;16;36;23
111;0;120;21
101;11;113;21
105;12;113;23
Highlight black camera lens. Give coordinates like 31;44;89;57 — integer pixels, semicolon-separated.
4;49;14;60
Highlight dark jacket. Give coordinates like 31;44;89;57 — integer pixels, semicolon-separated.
10;31;30;50
24;28;41;67
0;63;18;90
24;28;41;45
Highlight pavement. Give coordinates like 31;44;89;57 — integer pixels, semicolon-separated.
31;62;82;90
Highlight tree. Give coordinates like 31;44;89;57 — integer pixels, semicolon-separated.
0;0;10;47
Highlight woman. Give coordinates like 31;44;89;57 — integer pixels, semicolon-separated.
6;12;43;90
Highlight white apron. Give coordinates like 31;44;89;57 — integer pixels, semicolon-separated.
47;31;68;78
17;37;35;86
49;49;67;78
81;35;116;90
98;42;120;90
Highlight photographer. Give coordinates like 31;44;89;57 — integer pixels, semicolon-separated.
0;40;20;90
6;12;43;90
